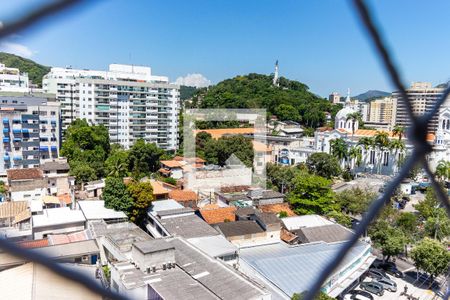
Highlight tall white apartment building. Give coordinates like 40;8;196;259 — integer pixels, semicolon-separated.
393;82;450;132
0;94;61;175
43;64;179;150
0;64;29;93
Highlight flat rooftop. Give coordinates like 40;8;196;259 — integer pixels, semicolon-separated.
32;207;86;228
158;214;219;239
78;200;127;220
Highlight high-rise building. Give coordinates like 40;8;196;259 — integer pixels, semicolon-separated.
43;64;179;150
0;64;29;93
0;93;61;175
328;92;341;104
367;97;396;126
393;82;449;132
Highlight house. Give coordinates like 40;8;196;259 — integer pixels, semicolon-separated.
214;221;266;247
247;188;285;206
41;158;74;196
148;179;177;200
32;207;86;239
199;204;236;224
168;189;198;208
0;262;101;300
0;201;31;240
159;160;184;179
1;239;99;270
146;200;219;240
216;187;285;207
81;179;105;199
7;168;46;202
77;200;127;222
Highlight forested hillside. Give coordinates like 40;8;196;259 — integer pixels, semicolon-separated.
0;52;50;87
191;73;340;128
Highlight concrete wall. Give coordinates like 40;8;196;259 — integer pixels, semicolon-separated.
131;246;175;271
32;221;85;239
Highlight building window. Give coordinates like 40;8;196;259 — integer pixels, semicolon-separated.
383;152;389;166
370;150;375;164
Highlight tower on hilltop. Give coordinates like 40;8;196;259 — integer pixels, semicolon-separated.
273;60;279;87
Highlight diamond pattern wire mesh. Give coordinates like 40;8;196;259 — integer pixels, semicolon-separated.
0;1;448;300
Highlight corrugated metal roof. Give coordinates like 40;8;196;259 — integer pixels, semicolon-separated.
240;241;370;297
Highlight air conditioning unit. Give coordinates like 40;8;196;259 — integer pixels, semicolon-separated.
162;263;167;270
152;265;156;273
146;267;151;274
167;262;172;269
81;255;89;263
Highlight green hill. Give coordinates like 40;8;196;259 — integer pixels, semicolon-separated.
192;73;339;128
0;52;50;87
180;85;198;100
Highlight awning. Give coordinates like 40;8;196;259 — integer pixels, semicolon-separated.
13;156;22;160
13;138;22;142
21;129;29;134
12;118;21;123
39;146;49;151
2;128;8;133
3;155;9;161
12;129;21;134
51;120;57;124
2;118;8;123
42;195;60;205
3;138;9;143
50;146;58;151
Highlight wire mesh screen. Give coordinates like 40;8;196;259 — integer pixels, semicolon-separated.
0;1;448;300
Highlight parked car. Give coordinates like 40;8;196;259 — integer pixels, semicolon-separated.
379;263;404;278
360;282;384;296
343;289;374;300
375;277;397;292
365;268;390;280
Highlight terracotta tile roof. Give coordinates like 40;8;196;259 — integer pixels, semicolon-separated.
173;155;184;161
17;239;49;249
173;156;205;163
252;141;272;152
150;180;171;196
7;168;43;181
48;230;91;245
0;201;28;218
220;185;251;193
168;190;197;202
260;203;296;217
193;128;255;139
42;195;60;205
158;168;171;175
58;194;72;205
160;160;183;168
200;205;237;224
280;228;297;243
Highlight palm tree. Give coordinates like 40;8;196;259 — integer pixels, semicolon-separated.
346;112;362;137
348;146;362;169
389;139;405;172
435;160;450;182
357;136;374;151
330;138;348;167
108;159;128;178
374;131;390;174
392;125;405;141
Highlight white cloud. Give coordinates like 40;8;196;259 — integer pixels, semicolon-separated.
175;73;211;88
0;41;34;58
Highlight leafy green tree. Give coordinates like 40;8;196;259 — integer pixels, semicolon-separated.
62;119;110;182
163;177;177;186
348;146;362;168
335;187;376;215
203;135;254;168
414;188;440;220
306;152;341;179
69;161;97;184
369;220;407;261
266;163;303;193
275;104;301;122
0;181;6;194
374;131;390;174
424;208;450;241
411;238;450;281
288;172;336;215
127;181;154;224
128;139;165;178
392;125;405;141
326;210;352;227
396;212;419;237
103;177;133;213
292;291;334;300
435;160;450;182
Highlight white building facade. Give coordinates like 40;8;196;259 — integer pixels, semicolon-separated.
0;64;29;93
43;64;179;150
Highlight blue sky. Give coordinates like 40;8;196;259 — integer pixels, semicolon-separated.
1;0;450;97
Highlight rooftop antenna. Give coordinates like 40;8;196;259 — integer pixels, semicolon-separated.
273;60;279;87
